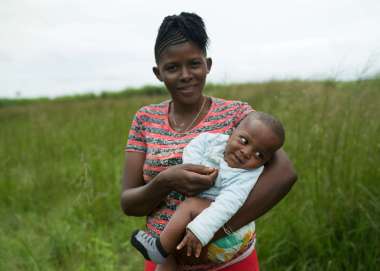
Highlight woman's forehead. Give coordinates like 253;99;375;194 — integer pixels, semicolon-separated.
158;42;205;63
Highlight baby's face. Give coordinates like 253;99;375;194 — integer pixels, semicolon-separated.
224;119;281;169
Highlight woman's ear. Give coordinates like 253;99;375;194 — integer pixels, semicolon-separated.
153;67;162;81
206;58;212;73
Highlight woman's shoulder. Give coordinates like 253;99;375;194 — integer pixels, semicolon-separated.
204;97;253;134
135;100;169;116
209;97;253;115
137;100;169;112
210;96;252;109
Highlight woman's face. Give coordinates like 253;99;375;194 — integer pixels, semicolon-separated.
153;42;212;105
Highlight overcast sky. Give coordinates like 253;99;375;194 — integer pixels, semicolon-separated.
1;0;380;98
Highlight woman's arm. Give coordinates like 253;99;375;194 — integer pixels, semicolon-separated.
120;152;169;216
213;148;297;239
120;152;218;216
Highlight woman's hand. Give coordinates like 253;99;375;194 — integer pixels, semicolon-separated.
159;164;218;197
121;152;218;216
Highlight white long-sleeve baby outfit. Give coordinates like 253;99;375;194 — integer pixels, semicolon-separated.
182;133;263;246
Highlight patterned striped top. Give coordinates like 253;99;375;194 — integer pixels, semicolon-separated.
126;97;253;269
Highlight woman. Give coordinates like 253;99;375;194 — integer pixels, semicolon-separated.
121;12;297;271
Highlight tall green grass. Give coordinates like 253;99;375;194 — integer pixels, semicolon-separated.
0;80;379;270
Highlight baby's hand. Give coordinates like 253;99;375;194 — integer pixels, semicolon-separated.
176;229;203;258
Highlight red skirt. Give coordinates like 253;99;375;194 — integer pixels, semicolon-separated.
144;250;259;271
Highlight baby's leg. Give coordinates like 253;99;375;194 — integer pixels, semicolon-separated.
131;197;211;264
160;197;211;252
155;255;177;271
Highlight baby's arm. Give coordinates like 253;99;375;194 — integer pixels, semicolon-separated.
182;133;209;165
187;166;263;246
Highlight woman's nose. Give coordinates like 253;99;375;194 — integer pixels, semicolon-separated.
180;66;192;81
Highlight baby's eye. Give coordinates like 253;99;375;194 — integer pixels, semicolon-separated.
239;137;248;145
255;152;264;160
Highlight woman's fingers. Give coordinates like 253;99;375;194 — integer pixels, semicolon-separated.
162;164;218;195
180;171;218;196
183;164;216;175
208;168;219;182
190;169;218;189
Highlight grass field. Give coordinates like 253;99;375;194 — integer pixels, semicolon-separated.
0;79;379;270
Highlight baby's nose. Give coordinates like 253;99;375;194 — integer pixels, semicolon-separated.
241;148;251;159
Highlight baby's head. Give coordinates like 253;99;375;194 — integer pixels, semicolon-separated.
224;112;285;169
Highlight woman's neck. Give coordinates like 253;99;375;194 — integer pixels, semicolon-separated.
171;96;205;115
169;96;210;132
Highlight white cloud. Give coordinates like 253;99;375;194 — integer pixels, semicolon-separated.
1;0;380;98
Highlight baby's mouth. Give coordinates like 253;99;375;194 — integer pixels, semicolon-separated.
233;153;244;165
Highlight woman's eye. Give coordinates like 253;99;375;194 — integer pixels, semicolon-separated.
166;65;177;72
191;61;201;68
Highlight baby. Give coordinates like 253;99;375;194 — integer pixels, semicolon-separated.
131;111;285;269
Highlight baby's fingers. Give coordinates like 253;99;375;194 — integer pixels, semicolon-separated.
186;242;193;257
176;236;188;250
195;243;202;258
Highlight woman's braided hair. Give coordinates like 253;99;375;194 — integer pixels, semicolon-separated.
154;12;209;63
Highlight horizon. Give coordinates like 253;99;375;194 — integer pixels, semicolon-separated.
2;77;376;102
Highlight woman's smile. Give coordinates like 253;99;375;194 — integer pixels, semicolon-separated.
176;84;200;96
177;84;198;91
